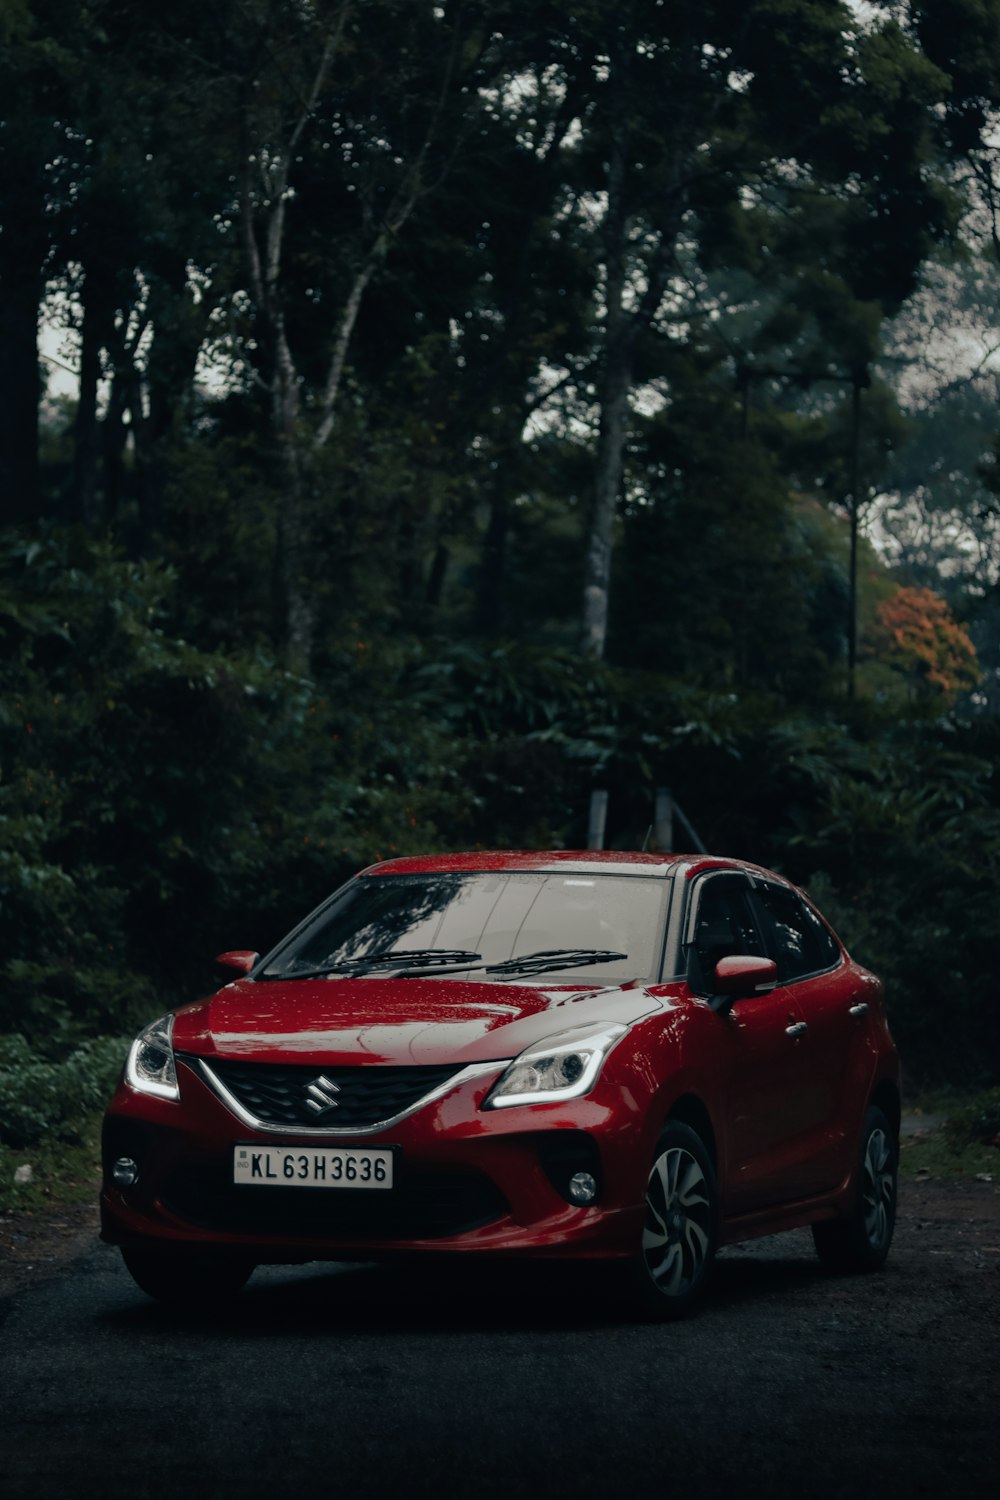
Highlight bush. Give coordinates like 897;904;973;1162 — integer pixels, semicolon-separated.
0;1034;128;1147
945;1089;1000;1149
2;531;1000;1092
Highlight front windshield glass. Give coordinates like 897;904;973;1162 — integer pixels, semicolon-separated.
261;871;668;983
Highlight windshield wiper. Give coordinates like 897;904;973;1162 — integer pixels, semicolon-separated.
485;948;627;978
272;949;483;981
269;946;627;983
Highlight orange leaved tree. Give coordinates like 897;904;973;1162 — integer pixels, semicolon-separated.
866;586;980;701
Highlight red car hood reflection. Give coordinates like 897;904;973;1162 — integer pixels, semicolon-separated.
171;975;661;1067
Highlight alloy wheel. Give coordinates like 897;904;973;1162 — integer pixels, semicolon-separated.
641;1145;712;1296
862;1126;895;1251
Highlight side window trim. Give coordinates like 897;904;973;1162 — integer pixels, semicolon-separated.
653;877;676;984
683;870;767;991
683;870;754;949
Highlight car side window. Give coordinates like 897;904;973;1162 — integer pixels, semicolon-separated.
689;876;766;991
752;883;839;983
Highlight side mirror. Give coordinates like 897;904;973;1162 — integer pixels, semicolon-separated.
215;950;260;978
711;954;778;1012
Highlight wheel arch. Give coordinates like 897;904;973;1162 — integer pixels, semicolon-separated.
869;1077;901;1141
665;1093;718;1173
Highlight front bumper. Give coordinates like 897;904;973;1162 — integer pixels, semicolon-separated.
100;1057;649;1263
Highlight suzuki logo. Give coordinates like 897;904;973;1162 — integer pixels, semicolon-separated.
305;1075;341;1116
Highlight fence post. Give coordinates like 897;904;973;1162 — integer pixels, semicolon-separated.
587;789;608;851
654;788;674;851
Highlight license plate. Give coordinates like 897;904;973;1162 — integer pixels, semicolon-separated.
233;1145;394;1190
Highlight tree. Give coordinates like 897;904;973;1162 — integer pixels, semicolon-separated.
0;0;80;522
866;584;980;700
537;0;970;658
218;0;502;669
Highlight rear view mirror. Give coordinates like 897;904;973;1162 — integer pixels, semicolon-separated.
712;954;778;1010
215;950;260;978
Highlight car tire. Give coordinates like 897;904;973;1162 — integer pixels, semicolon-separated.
812;1105;897;1272
121;1247;254;1305
625;1121;718;1320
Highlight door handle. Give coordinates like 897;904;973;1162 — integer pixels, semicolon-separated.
848;1002;869;1018
785;1021;808;1038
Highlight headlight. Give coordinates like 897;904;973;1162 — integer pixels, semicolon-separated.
484;1024;627;1109
125;1014;179;1101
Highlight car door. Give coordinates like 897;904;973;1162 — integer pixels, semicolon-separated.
748;881;873;1197
683;872;814;1217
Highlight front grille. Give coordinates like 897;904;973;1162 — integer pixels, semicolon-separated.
161;1159;508;1241
188;1057;460;1129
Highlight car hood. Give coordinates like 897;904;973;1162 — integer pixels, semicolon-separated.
171;975;665;1067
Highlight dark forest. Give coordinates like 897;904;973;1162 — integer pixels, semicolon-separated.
3;0;1000;1110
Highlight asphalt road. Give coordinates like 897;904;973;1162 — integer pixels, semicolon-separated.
2;1180;998;1500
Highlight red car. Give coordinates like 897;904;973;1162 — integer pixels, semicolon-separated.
101;850;900;1316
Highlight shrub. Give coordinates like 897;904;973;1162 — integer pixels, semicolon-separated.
945;1089;1000;1149
0;1034;128;1147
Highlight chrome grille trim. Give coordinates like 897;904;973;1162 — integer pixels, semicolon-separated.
194;1058;507;1136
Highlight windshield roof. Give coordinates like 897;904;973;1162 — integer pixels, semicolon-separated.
261;871;670;983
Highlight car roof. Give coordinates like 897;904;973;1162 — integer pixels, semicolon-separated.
360;850;778;881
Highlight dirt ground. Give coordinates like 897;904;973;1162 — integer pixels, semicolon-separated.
3;1169;998;1500
0;1195;101;1295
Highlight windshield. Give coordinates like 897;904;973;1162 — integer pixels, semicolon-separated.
260;871;668;983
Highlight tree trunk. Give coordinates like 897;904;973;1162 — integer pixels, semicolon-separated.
476;479;510;632
582;344;633;659
475;397;533;632
101;372;130;528
130;297;205;556
131;385;165;553
578;33;684;659
70;262;116;529
0;269;41;524
72;302;104;529
280;473;315;676
580;94;630;660
270;313;315;674
425;541;450;608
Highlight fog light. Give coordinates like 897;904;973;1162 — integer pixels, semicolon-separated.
112;1156;139;1188
568;1171;597;1205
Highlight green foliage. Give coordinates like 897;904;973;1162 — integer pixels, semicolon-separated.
1;528;999;1087
945;1088;1000;1148
775;719;1000;1084
0;1033;127;1147
0;1110;103;1214
898;1106;1000;1180
613;391;852;694
0;531;481;1032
